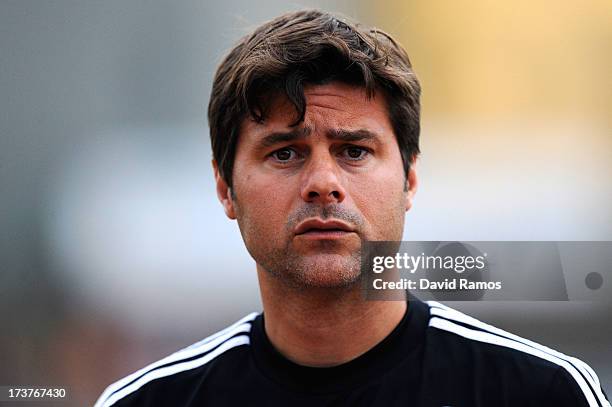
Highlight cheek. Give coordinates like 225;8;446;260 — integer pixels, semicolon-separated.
349;169;406;240
233;172;294;246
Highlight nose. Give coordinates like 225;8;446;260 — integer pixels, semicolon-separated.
300;150;347;205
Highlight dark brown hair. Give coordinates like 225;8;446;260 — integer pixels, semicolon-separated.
208;9;421;187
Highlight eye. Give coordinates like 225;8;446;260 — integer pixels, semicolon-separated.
342;146;369;161
271;147;297;162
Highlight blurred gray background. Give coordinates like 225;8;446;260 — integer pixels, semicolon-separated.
1;1;611;405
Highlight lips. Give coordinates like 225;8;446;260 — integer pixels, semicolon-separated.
294;219;355;236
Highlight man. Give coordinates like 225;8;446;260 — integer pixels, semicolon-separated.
95;10;609;407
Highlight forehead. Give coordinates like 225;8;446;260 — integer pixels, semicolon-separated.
239;82;394;142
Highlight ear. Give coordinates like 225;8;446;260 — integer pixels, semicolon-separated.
212;160;236;219
405;155;418;212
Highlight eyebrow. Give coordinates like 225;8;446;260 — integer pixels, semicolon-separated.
326;128;382;145
257;126;382;149
258;127;312;148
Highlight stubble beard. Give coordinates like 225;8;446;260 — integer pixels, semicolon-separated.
258;243;364;291
236;201;368;291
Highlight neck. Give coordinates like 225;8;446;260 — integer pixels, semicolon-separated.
257;265;407;367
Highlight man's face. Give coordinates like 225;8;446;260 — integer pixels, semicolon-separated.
215;82;417;288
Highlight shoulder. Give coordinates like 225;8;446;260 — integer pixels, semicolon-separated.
94;312;259;407
424;301;609;407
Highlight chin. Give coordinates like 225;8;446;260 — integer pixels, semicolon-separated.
285;253;362;289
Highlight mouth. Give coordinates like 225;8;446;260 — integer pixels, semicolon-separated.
294;219;356;240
